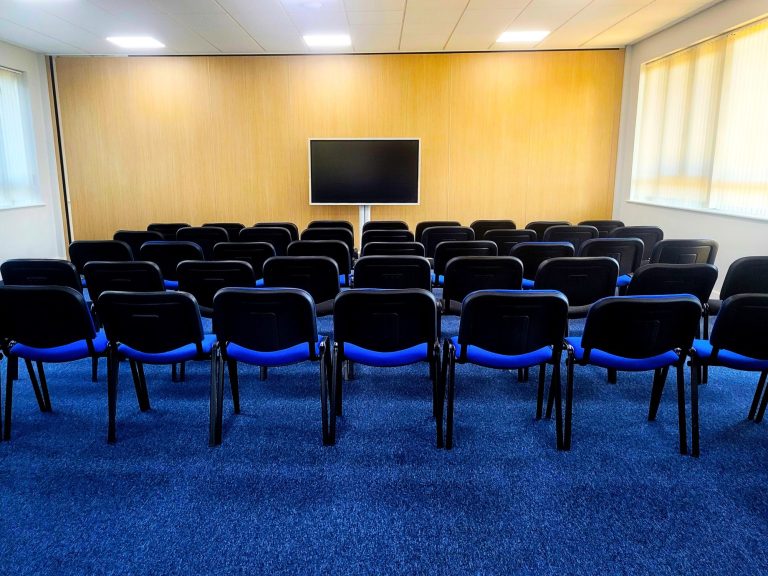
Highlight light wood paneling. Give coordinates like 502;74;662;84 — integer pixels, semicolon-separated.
54;51;624;240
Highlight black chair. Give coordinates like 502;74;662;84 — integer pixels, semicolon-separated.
176;226;229;260
331;289;441;446
287;240;352;287
542;225;599;253
441;256;523;315
626;264;718;311
139;241;204;289
362;220;409;232
689;294;768;457
209;287;331;446
708;256;768;318
469;220;516;240
533;257;619;319
263;256;340;317
308;220;353;234
361;242;426;257
352;256;432;290
421;226;475;258
254;222;299;241
610;226;663;263
69;240;133;277
443;290;569;449
579;220;625;238
0;286;107;440
564;294;702;453
212;242;275;281
361;229;415;250
177;260;256;317
84;261;165;311
147;223;189;240
578;238;644;288
483;229;537;255
98;290;216;443
415;221;461;244
525;221;570;238
0;259;82;293
509;242;575;288
238;227;292;256
114;230;164;258
432;240;497;286
651;239;718;265
300;227;355;258
203;222;245;242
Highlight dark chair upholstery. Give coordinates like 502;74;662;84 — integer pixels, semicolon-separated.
212;242;275;280
509;242;575;288
415;221;461;243
300;227;355;257
263;256;340;317
69;240;133;276
579;220;625;238
84;261;164;312
362;220;409;232
176;226;229;260
626;264;718;307
139;241;205;289
421;226;475;258
469;220;516;240
288;240;352;286
147;223;189;240
708;256;768;317
352;256;432;290
361;229;415;250
114;230;164;258
361;242;426;257
432;240;498;285
525;221;570;238
307;220;353;234
578;238;644;288
441;256;523;315
483;229;537;255
542;225;600;253
534;257;619;319
651;239;718;265
610;226;663;263
238;227;293;256
254;222;299;241
177;260;256;317
202;222;245;242
0;259;82;293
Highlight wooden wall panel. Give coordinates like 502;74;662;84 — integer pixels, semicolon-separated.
54;51;624;240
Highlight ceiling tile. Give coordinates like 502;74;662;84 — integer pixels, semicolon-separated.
343;0;405;10
346;10;403;26
350;23;401;51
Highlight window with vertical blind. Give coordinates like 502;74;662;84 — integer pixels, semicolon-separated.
0;65;39;209
631;17;768;220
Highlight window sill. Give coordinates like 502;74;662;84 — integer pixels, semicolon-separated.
626;200;768;224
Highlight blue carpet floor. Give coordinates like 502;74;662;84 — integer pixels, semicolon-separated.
2;316;768;575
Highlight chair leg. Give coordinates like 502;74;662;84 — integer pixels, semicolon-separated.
333;347;344;417
536;363;545;420
4;365;13;440
36;362;52;412
434;343;444;449
227;360;240;415
179;361;186;382
690;359;701;457
676;362;688;455
564;355;575;450
259;366;268;381
553;359;564;451
445;346;456;450
346;361;355;381
517;368;525;382
91;356;98;383
107;346;119;444
607;368;617;384
748;371;767;421
648;367;667;421
137;362;150;412
755;377;768;423
171;363;178;382
24;359;46;412
545;374;557;420
209;345;224;447
0;360;3;441
9;355;18;381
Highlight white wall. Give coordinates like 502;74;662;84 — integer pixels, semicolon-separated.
0;40;66;273
614;0;768;294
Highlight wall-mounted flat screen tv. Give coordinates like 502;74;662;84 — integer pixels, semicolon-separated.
309;138;420;205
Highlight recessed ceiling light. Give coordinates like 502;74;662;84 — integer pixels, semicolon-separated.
106;36;165;49
303;34;351;48
497;30;550;43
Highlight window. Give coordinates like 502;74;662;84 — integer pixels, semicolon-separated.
0;65;39;209
631;17;768;220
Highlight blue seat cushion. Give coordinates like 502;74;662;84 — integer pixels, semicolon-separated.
451;336;552;369
566;336;678;371
692;339;768;370
522;278;534;289
616;274;632;287
430;272;444;286
10;331;108;362
226;339;321;366
343;342;428;367
255;278;265;287
118;333;216;364
339;274;348;287
163;279;179;290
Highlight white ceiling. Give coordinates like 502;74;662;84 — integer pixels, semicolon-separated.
0;0;723;55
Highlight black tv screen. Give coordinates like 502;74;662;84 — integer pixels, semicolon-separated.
309;139;420;205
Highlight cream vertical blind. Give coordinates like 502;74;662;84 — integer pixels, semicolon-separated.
0;66;38;209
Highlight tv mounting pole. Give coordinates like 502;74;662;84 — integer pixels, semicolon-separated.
358;205;371;248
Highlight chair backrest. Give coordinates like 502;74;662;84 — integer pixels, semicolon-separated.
0;259;82;292
509;242;575;280
361;229;415;249
470;220;516;240
0;285;97;349
307;220;354;234
353;256;432;290
202;222;245;241
483;229;537;255
238;227;293;256
433;240;498;276
114;230;164;258
609;226;663;262
360;241;426;257
578;238;644;276
99;291;205;354
300;227;355;255
458;290;568;358
710;294;768;360
415;220;461;243
138;241;205;281
254;222;299;241
263;256;340;305
69;240;133;274
176;226;229;260
542;225;599;252
579;220;625;238
362;220;409;232
581;295;702;359
83;261;164;309
525;221;570;238
213;287;318;355
333;289;437;352
719;256;768;301
534;257;619;307
177;260;256;314
287;240;351;276
650;239;718;265
626;263;718;305
443;256;524;307
421;226;475;258
147;223;189;240
211;242;276;278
